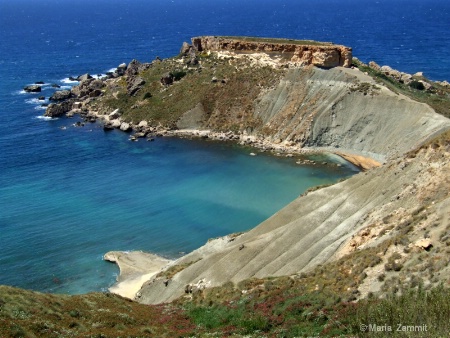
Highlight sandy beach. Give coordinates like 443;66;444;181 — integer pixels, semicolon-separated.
104;251;172;299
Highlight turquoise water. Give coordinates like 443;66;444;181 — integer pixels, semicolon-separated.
0;114;357;294
1;0;448;295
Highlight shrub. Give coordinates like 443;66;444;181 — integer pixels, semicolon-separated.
171;70;187;81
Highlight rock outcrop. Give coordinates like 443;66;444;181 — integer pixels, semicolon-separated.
23;84;41;93
45;101;73;117
50;90;71;101
191;36;352;68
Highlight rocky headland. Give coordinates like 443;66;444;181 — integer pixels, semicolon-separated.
6;36;450;336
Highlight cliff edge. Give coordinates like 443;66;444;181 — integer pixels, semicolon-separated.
191;36;352;68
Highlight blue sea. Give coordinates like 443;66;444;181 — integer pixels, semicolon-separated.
0;0;449;295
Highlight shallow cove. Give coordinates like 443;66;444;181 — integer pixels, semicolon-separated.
0;117;358;295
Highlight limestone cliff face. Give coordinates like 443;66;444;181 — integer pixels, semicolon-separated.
192;36;352;68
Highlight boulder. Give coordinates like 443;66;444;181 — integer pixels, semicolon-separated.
50;90;71;101
23;85;41;93
368;61;381;71
116;63;127;76
71;79;104;98
72;102;83;109
160;73;174;86
134;132;147;138
44;101;73;117
89;89;102;97
437;80;450;88
138;120;148;128
414;238;433;251
51;84;61;88
103;123;114;131
111;119;122;128
124;59;151;77
419;80;432;91
109;109;121;120
180;42;192;55
38;96;45;101
380;65;401;80
400;73;412;84
127;76;146;96
120;122;132;132
77;73;93;82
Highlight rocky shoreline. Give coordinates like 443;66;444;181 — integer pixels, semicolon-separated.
35;39;448;170
39;66;377;169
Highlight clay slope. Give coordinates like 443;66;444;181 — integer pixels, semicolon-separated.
138;141;450;304
253;66;448;162
137;66;450;304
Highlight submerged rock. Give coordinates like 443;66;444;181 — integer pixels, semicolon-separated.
23;85;41;93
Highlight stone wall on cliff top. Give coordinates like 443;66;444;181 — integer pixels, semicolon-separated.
191;36;353;68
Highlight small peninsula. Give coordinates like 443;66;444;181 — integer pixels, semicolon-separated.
2;36;450;337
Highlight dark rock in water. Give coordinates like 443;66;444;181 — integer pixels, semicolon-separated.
51;83;61;88
44;101;72;117
103;123;114;131
41;103;49;107
50;90;71;101
24;85;41;93
38;96;45;101
69;76;78;82
134;132;147;138
160;73;174;86
127;76;145;96
77;73;93;82
35;81;45;85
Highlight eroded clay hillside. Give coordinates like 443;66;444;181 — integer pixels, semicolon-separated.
41;38;450;305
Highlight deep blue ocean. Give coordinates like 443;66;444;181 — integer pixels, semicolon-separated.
0;0;449;295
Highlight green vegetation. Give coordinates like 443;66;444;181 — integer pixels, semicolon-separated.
2;277;448;336
99;54;283;130
349;81;380;96
352;58;450;118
